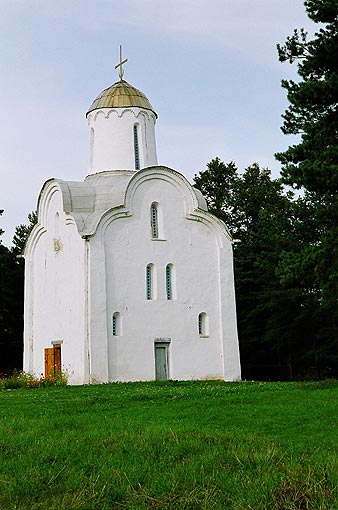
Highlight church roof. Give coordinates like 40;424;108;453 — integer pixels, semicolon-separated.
25;166;234;261
86;80;157;117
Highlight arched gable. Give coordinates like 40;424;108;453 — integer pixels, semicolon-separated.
96;166;233;246
25;166;234;255
25;180;63;257
24;179;92;257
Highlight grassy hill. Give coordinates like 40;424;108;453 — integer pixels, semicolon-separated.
0;380;337;509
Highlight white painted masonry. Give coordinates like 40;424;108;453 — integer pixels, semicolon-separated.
23;77;241;385
87;107;158;173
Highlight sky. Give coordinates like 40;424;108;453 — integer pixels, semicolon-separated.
0;0;315;246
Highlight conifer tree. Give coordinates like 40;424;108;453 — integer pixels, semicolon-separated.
275;0;338;376
276;0;338;192
0;211;24;373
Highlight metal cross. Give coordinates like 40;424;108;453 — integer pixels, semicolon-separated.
115;45;128;81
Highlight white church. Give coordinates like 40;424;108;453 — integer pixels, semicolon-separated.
23;50;241;385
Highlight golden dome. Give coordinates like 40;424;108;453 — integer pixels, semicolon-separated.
86;80;157;117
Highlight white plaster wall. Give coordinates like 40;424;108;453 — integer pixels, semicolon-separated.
23;185;88;385
87;232;109;384
88;107;157;173
90;172;240;382
24;170;240;385
218;244;242;380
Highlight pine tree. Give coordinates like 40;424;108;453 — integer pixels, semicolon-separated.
276;0;338;192
275;0;338;376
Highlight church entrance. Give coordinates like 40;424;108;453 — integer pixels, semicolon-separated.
154;340;170;381
44;343;62;377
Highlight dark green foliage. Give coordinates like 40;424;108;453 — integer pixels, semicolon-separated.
0;211;23;373
195;159;298;379
0;243;23;372
275;0;338;376
276;0;338;193
305;0;338;22
194;157;338;379
12;210;37;256
225;167;296;379
193;158;239;231
276;191;338;377
0;210;37;374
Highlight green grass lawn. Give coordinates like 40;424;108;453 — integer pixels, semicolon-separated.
0;380;338;509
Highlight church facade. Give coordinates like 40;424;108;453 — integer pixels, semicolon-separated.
23;60;241;385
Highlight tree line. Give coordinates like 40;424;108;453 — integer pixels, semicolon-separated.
194;0;338;379
193;159;335;379
1;0;337;380
0;211;36;374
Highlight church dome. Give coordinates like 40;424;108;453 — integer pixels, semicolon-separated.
86;80;157;117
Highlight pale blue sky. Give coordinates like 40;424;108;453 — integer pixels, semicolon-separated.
0;0;314;245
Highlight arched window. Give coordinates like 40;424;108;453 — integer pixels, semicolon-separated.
133;124;140;170
112;312;121;336
198;312;209;337
150;202;158;239
146;264;155;300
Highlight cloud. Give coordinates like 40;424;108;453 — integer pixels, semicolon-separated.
86;0;314;63
8;0;314;60
0;0;316;245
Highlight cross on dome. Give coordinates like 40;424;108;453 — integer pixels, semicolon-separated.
115;45;128;81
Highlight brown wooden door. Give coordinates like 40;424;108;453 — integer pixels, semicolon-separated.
44;344;61;376
53;344;61;372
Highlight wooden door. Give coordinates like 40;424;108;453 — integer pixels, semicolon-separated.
155;344;169;381
44;348;54;377
53;344;61;372
44;344;61;376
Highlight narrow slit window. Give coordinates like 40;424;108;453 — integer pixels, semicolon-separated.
146;264;153;300
150;203;158;239
134;124;140;170
112;312;121;336
198;312;209;337
166;264;172;300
